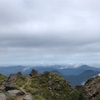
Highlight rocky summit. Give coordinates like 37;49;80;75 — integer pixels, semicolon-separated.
82;75;100;100
0;69;100;100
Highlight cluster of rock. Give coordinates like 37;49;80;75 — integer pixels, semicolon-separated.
0;69;100;100
0;72;32;100
29;69;38;76
7;72;22;82
82;76;100;100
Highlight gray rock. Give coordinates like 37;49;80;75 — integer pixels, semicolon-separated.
8;90;25;96
7;72;22;82
29;69;38;76
24;94;33;100
7;74;17;82
0;93;7;100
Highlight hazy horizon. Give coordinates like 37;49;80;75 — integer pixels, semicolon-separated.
0;0;100;66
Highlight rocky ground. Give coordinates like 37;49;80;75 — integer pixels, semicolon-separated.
0;69;100;100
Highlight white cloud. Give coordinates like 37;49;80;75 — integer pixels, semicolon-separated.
0;0;100;65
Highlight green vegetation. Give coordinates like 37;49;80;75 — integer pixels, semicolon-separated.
24;72;84;100
34;94;46;100
13;76;27;87
0;74;7;80
0;70;100;100
0;74;7;86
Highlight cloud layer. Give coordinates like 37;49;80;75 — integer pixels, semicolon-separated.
0;0;100;66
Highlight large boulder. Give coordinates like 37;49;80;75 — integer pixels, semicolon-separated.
7;90;25;96
7;74;17;82
29;69;38;76
83;76;100;100
5;85;17;91
17;72;23;76
7;72;22;82
0;93;7;100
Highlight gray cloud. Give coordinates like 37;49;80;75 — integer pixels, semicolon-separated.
0;0;100;66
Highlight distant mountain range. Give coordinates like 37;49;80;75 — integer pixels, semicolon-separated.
63;70;100;86
0;64;100;86
0;65;25;75
22;65;100;76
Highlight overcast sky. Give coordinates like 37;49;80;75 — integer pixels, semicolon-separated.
0;0;100;66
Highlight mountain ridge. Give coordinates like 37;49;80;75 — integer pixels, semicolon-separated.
0;69;100;100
